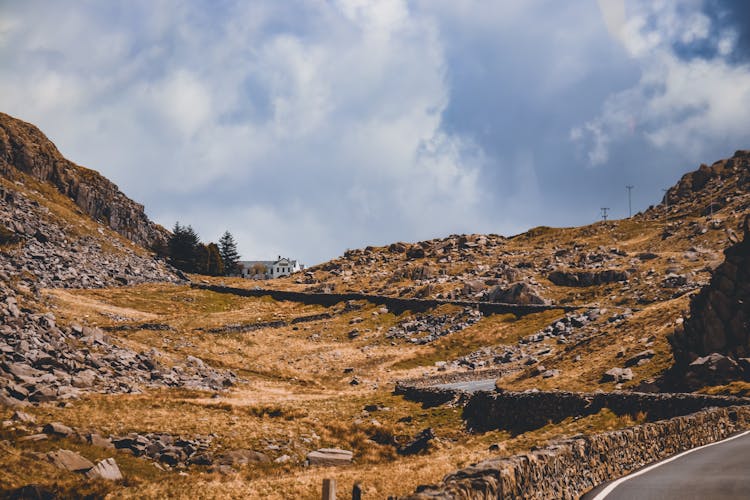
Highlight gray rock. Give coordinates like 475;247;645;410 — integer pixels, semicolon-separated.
11;411;35;424
87;433;114;450
47;449;94;472
625;349;656;367
602;367;633;383
307;448;354;466
43;422;74;437
85;458;122;481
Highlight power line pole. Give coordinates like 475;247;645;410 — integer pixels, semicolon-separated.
626;185;634;218
600;207;610;222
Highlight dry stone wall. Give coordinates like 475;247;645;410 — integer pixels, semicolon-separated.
193;284;578;317
398;405;750;499
462;390;748;433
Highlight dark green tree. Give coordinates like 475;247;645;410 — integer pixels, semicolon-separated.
206;243;225;276
218;230;240;275
168;223;200;272
193;243;210;275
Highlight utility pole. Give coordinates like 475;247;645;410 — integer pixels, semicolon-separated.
600;207;610;222
626;185;634;218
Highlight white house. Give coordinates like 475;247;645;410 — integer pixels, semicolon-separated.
237;260;275;279
237;256;304;279
269;256;303;278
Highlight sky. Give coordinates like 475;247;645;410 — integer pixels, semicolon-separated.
1;0;750;265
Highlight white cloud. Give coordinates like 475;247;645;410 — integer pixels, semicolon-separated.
0;0;489;263
573;1;750;166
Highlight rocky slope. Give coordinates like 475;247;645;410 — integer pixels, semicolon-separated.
254;151;750;391
0;114;235;405
293;151;750;307
0;112;167;249
0;182;180;289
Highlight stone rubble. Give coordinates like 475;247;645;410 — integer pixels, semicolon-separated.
385;307;481;344
0;185;181;289
0;284;236;406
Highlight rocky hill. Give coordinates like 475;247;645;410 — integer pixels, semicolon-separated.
0;114;747;497
0;114;235;408
0;113;182;290
241;150;749;391
0;112;167;249
291;151;750;309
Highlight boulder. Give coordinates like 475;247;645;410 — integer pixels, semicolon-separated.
87;433;114;450
43;422;74;437
406;245;426;259
47;449;94;472
601;367;633;383
307;448;354;466
625;350;656;367
11;411;35;424
487;282;548;306
85;458;122;481
398;428;434;456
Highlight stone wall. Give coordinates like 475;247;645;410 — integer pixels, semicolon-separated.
462;390;749;433
397;368;513;388
193;284;578;317
398;405;750;499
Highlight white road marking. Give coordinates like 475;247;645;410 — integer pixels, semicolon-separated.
590;429;750;500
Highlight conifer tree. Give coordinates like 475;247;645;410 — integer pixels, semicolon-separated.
206;243;225;276
218;230;240;275
168;223;200;272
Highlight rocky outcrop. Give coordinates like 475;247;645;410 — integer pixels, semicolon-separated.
486;282;548;305
663;150;750;209
547;269;629;287
0;112;167;248
669;215;750;386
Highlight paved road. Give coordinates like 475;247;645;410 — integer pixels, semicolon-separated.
583;430;750;500
433;378;497;393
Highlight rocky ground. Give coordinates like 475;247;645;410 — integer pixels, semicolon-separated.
0;183;181;290
0;281;236;408
0;115;234;409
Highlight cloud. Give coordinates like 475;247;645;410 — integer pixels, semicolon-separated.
573;1;750;167
0;0;492;263
2;0;748;265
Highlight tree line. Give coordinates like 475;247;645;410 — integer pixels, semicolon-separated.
159;223;241;276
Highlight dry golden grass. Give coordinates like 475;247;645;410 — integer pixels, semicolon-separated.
4;281;665;498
